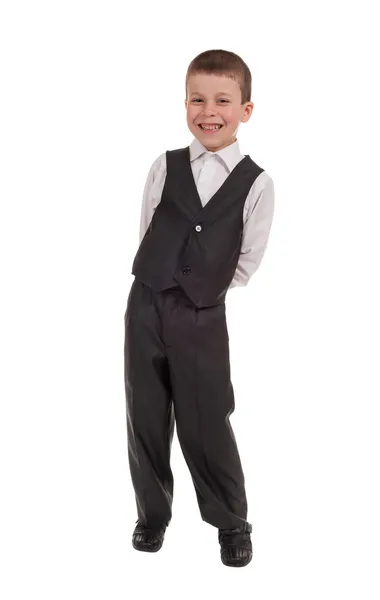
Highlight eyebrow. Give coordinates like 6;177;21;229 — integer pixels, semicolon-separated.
189;92;233;97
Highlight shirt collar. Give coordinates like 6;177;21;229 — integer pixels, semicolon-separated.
189;136;244;173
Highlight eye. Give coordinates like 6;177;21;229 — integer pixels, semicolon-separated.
190;99;229;103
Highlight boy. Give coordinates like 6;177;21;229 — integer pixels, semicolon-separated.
124;49;275;568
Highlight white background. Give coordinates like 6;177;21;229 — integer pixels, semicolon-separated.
1;0;379;598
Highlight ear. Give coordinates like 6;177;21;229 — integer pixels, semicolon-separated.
184;98;188;109
241;102;254;122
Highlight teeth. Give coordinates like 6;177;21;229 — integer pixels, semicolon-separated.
200;124;222;130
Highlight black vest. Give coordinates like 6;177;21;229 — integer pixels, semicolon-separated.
131;146;264;308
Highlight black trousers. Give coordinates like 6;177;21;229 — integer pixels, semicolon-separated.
124;278;250;531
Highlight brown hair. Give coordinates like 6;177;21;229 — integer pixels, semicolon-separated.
185;49;252;104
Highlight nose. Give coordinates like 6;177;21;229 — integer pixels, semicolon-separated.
201;105;217;115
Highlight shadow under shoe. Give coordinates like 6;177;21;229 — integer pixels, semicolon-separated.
218;523;253;567
132;520;167;553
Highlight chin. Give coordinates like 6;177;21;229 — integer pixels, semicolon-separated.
194;129;226;143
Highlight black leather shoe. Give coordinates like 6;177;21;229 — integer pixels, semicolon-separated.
132;520;167;553
218;523;253;567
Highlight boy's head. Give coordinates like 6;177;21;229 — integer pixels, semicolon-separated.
185;49;254;152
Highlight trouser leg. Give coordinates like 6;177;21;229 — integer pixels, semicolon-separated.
162;290;249;530
124;279;174;529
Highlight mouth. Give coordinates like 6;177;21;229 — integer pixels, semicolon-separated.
198;123;224;134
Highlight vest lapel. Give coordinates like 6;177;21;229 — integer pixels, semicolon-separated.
168;146;252;223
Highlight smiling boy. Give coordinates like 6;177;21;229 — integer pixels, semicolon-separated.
187;71;250;151
124;49;275;567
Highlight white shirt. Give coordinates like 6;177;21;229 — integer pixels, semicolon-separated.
138;137;275;289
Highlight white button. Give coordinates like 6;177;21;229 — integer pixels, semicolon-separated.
195;224;202;232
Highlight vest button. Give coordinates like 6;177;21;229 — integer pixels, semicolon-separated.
195;224;202;232
182;266;191;275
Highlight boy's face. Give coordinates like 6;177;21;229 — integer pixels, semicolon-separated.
185;73;253;152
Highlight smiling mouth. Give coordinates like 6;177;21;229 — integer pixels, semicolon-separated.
198;124;224;131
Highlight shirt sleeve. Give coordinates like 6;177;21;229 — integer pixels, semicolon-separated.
229;173;275;289
138;159;159;245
